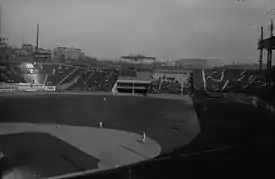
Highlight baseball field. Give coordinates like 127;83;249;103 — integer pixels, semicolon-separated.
0;92;274;179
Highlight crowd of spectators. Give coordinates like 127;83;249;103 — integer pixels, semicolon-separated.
205;68;275;109
72;68;119;92
149;73;193;95
205;69;268;93
0;66;26;83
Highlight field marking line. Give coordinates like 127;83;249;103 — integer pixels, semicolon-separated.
119;144;149;160
201;69;207;91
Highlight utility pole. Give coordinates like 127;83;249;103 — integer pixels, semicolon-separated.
267;19;273;69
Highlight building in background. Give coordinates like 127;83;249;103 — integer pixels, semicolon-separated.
34;48;52;62
21;44;34;55
175;58;221;69
0;36;7;48
161;61;176;68
53;47;85;61
13;48;28;57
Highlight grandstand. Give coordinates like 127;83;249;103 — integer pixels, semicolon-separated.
0;61;196;95
149;69;193;95
112;70;152;95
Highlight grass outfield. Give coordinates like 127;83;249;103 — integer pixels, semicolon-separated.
0;94;200;155
1;93;274;154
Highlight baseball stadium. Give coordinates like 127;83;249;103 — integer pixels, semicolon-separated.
2;1;275;178
0;53;275;179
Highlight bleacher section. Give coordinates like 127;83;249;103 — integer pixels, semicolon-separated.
0;62;194;95
149;70;193;95
204;68;267;93
68;68;119;92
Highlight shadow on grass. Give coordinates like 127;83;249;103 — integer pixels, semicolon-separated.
0;132;99;178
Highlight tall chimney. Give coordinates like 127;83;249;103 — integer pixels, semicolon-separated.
0;4;2;37
36;23;39;51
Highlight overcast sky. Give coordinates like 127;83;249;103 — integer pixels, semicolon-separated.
1;0;275;63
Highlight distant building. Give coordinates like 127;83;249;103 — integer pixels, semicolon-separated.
34;48;52;61
0;37;7;48
161;61;176;68
14;48;28;57
175;58;221;69
53;47;85;60
21;44;34;55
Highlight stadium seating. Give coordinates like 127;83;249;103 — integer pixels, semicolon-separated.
1;62;194;95
204;68;267;93
67;68;119;92
203;67;275;110
149;72;192;95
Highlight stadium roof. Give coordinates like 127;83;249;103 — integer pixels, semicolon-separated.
118;71;152;82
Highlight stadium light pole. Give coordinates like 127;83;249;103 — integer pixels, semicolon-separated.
269;18;273;69
259;26;263;71
265;9;275;70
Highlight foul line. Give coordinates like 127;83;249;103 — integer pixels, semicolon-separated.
201;69;207;91
119;144;149;160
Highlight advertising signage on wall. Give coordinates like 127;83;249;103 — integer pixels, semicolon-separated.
17;83;45;92
0;83;17;89
0;83;46;92
45;86;56;91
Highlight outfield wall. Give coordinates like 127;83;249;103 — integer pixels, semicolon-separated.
0;82;56;92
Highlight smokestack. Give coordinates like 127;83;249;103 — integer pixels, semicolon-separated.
0;4;2;37
36;23;39;51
